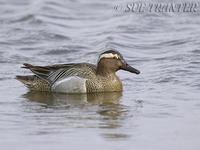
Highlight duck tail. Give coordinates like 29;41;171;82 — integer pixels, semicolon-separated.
15;75;35;88
21;63;33;69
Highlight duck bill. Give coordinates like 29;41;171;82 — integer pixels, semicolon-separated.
120;64;140;74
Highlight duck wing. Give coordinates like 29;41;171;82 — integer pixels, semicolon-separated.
22;63;97;85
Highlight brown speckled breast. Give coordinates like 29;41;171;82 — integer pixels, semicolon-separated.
86;74;122;93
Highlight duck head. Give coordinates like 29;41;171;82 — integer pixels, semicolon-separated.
97;50;140;76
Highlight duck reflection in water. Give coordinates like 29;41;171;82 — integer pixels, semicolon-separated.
22;91;135;140
23;91;122;106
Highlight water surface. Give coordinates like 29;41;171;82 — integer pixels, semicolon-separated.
0;0;200;150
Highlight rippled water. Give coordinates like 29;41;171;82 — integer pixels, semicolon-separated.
0;0;200;149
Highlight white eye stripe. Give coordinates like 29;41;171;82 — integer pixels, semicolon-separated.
99;53;120;60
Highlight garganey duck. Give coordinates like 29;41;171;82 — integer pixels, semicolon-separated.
16;50;140;93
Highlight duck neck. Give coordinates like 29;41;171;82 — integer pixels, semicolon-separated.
96;63;116;77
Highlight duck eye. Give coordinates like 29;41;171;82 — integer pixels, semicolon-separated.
113;54;119;59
